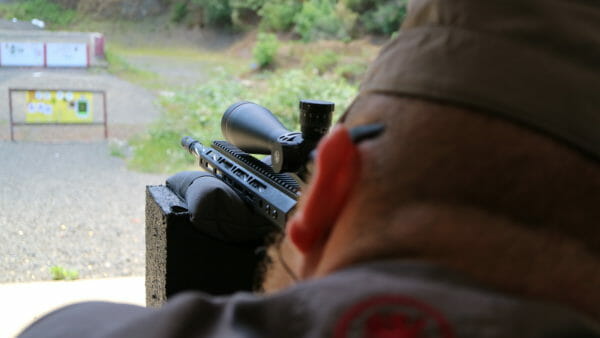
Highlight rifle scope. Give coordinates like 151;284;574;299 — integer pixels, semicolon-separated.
221;100;334;173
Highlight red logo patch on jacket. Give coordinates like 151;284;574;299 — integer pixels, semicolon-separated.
333;295;455;338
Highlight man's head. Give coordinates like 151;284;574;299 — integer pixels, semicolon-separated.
278;93;600;277
261;0;600;317
275;0;600;276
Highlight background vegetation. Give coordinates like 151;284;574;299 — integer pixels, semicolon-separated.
171;0;407;40
128;45;365;172
0;0;404;173
0;0;408;37
0;0;77;28
49;265;80;281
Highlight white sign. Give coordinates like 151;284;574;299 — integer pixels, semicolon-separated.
0;42;44;67
46;43;87;67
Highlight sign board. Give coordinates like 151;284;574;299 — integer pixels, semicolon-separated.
46;43;87;67
0;42;44;66
25;90;93;123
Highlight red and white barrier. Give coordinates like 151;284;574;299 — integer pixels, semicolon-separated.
0;42;89;67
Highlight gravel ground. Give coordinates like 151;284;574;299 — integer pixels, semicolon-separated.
0;141;168;282
0;59;170;283
0;24;218;283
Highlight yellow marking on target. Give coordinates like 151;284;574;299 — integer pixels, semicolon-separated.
26;90;93;123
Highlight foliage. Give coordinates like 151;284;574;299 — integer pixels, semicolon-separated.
171;1;189;23
129;128;197;173
344;0;407;36
163;0;407;38
252;69;356;129
230;0;265;11
305;50;339;74
129;69;246;172
50;265;79;281
0;0;77;28
252;32;279;69
342;0;376;13
293;0;357;42
191;0;232;26
362;0;407;35
230;0;263;28
258;0;300;32
130;68;358;173
335;61;368;82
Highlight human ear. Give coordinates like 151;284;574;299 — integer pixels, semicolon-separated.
287;126;361;255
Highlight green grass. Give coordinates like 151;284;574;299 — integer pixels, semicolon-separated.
50;265;79;281
304;50;339;74
128;67;358;173
118;46;247;74
0;0;77;29
115;46;222;60
103;44;248;91
94;29;379;173
104;47;162;88
108;139;129;158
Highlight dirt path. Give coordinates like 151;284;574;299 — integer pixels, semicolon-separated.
121;53;211;89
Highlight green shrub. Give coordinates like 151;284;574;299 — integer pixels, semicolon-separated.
129;128;197;173
229;0;262;30
342;0;376;13
171;1;189;23
129;70;246;172
254;69;357;129
293;0;357;42
258;0;301;32
191;0;233;26
335;61;368;82
230;0;265;12
362;0;407;36
164;0;405;36
130;68;358;173
253;32;280;69
0;0;76;28
305;50;339;74
344;0;407;36
333;1;359;38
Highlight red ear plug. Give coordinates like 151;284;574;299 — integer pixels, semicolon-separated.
288;126;361;254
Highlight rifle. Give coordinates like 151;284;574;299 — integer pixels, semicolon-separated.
181;100;334;228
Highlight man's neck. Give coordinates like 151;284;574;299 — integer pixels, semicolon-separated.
318;203;600;320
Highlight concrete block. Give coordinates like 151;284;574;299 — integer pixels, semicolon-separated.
145;185;264;307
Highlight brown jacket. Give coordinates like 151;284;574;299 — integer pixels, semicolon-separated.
20;261;600;338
